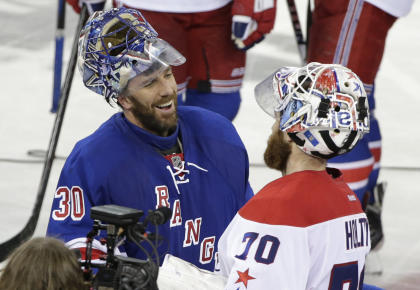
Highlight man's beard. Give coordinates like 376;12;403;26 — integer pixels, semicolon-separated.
129;94;178;136
264;129;292;172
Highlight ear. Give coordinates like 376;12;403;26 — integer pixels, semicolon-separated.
285;132;294;143
117;95;132;110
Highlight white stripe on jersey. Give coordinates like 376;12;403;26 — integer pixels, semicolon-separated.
328;156;375;170
348;178;369;191
334;0;364;66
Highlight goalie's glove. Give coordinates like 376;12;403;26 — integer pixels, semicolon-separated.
231;0;277;50
66;0;106;15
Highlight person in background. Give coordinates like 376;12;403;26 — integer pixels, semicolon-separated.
66;0;277;121
307;0;414;259
0;237;86;290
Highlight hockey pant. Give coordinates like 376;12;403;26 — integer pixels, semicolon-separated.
132;4;246;121
307;0;396;202
178;90;241;121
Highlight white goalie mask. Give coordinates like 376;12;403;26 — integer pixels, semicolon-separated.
255;62;370;158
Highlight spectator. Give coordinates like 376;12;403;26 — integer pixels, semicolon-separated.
0;237;85;290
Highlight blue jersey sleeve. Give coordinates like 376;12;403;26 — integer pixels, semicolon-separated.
46;145;127;260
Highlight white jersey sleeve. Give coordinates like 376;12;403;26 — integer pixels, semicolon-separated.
365;0;414;17
218;212;370;290
115;0;232;13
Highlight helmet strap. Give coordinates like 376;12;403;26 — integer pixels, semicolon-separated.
287;132;305;146
289;130;358;159
356;96;368;121
317;98;331;118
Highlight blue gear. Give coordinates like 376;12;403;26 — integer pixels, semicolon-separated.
183;89;241;121
78;8;158;102
328;84;381;203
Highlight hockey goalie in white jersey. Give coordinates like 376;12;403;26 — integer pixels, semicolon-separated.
217;63;372;290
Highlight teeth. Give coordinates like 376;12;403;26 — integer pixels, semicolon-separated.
156;100;172;108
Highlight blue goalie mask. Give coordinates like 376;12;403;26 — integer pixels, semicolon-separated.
78;7;186;103
255;62;370;158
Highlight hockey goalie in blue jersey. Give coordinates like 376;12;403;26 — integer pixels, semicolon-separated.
47;7;253;271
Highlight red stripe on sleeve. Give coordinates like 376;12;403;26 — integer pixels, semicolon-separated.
77;247;106;261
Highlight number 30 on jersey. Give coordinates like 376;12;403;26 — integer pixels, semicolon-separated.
52;186;85;221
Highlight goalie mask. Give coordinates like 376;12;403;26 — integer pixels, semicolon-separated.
255;62;370;159
78;7;186;103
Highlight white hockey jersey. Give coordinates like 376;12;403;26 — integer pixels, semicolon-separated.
114;0;232;13
218;169;370;290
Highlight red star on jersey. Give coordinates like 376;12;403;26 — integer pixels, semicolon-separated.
235;268;256;288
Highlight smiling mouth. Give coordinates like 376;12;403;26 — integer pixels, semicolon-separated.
156;100;173;110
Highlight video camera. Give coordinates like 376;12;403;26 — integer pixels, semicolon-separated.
81;204;171;290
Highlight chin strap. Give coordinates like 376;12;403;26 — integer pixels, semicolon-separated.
288;130;358;159
287;132;305;146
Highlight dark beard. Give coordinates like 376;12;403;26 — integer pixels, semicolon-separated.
129;94;178;136
264;130;292;172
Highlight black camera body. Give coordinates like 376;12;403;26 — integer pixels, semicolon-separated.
83;204;170;290
91;204;144;226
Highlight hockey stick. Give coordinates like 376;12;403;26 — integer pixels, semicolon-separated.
0;5;88;262
286;0;308;64
51;0;66;113
250;162;420;171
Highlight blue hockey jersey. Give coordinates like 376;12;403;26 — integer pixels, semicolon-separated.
47;106;253;271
